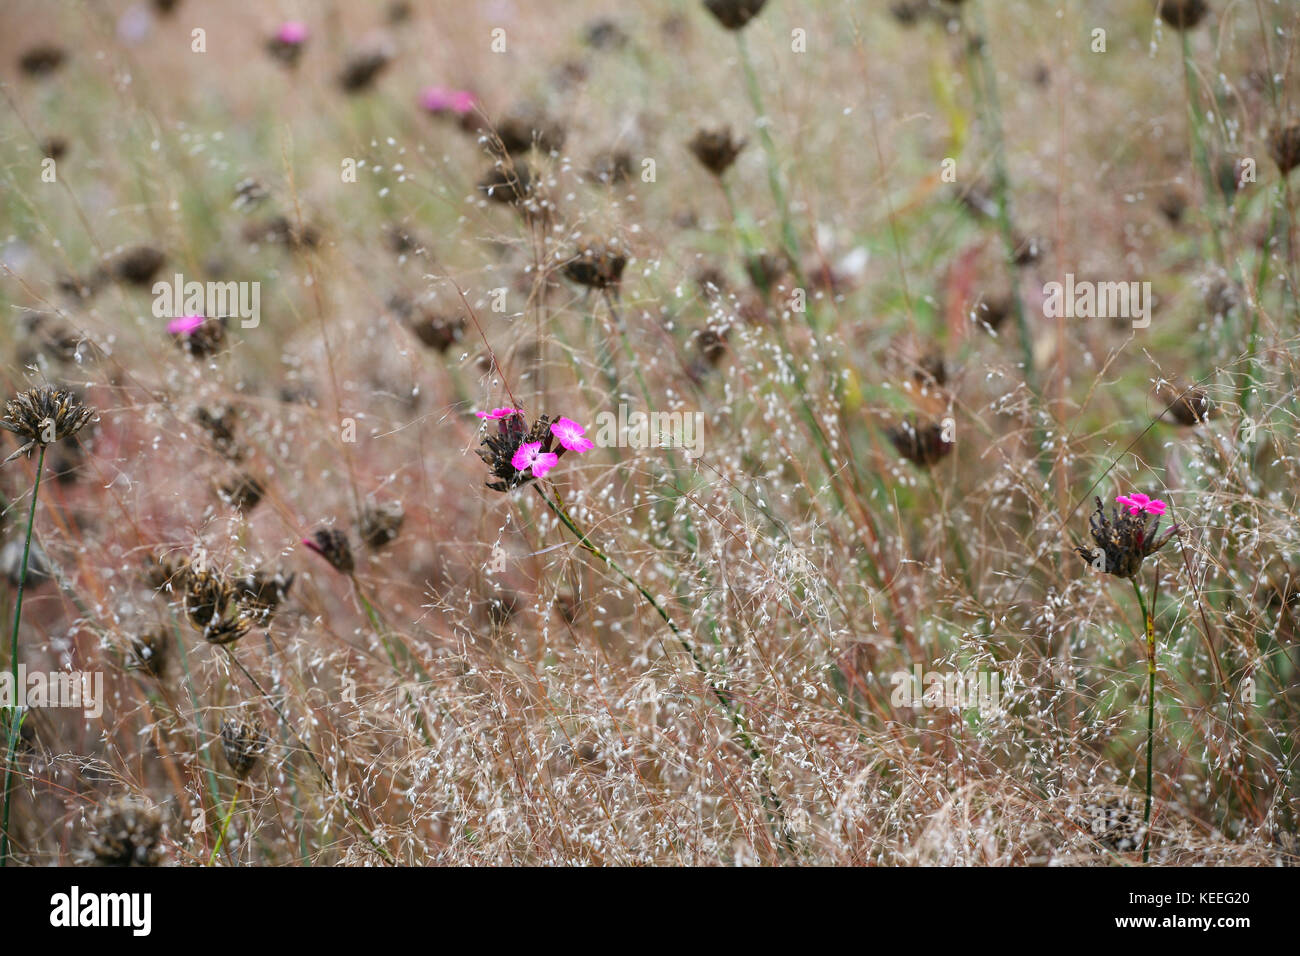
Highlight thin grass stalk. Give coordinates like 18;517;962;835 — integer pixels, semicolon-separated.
1;444;46;868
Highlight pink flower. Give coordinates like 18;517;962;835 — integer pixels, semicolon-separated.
420;86;477;116
476;407;522;421
1116;493;1166;516
167;314;205;336
550;417;594;453
276;21;308;45
511;440;558;478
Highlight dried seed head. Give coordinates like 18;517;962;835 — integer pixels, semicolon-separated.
182;566;257;644
195;404;245;461
40;136;68;161
111;244;167;286
409;309;466;353
1074;496;1177;579
1268;122;1300;175
84;796;165;866
587;148;633;185
483;105;567;156
338;47;393;93
303;528;355;574
235;569;294;622
702;0;768;31
18;45;67;77
127;629;169;678
0;385;95;464
1153;0;1210;30
232;177;269;211
886;419;954;468
562;242;628;293
689;127;745;177
478;161;536;207
1160;384;1216;426
169;315;228;358
221;716;268;779
216;471;265;511
361;500;406;550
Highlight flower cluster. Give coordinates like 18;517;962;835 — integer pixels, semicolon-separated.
0;385;95;464
1075;494;1177;579
476;409;594;492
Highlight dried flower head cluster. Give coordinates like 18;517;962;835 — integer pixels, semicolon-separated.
562;241;628;293
1153;0;1210;31
82;796;164;866
221;715;269;779
886;419;954;467
703;0;768;31
361;500;406;549
476;409;594;492
1075;495;1177;579
0;385;95;464
179;563;259;645
689;127;746;177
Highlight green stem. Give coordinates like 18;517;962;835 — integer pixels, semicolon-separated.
1132;576;1156;863
1;444;46;868
208;782;241;865
533;485;795;854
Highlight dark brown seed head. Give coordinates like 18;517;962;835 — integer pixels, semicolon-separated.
702;0;768;31
485;105;567;156
697;327;729;366
0;385;95;462
689;127;746;177
84;796;164;867
221;717;268;779
127;629;169;678
1153;0;1210;30
182;566;257;644
585;18;629;50
235;569;294;626
1160;384;1215;426
216;471;265;511
170;315;228;358
19;45;67;77
40;136;68;161
361;500;406;549
1268;122;1300;175
744;251;789;294
303;528;354;574
243;214;320;249
886;419;954;468
587;148;633;185
974;292;1013;331
195;404;244;460
338;47;393;93
409;309;466;353
562;242;628;293
266;35;306;68
111;245;166;286
478;161;536;207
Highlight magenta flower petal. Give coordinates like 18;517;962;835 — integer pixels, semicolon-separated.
1144;499;1168;516
167;314;206;336
530;452;559;478
476;407;522;420
276;21;308;44
448;90;477;115
511;440;542;472
550;417;594;453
